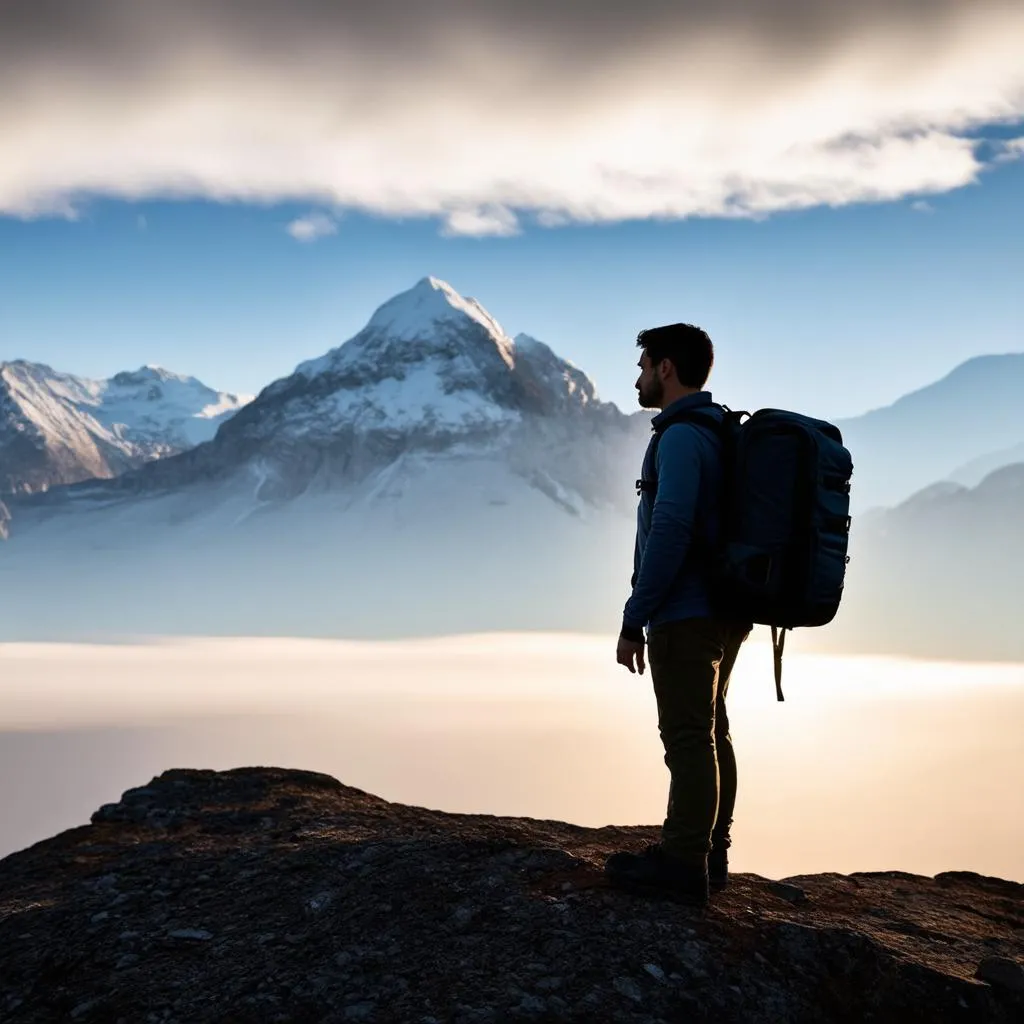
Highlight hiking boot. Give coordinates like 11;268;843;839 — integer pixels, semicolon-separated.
708;846;729;891
604;843;709;906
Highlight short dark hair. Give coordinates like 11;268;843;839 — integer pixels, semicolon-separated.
636;323;714;389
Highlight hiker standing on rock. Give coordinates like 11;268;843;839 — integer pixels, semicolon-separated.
608;324;750;907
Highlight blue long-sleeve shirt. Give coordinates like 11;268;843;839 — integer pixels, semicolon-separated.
622;391;724;636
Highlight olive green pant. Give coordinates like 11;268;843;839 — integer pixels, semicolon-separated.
647;618;748;865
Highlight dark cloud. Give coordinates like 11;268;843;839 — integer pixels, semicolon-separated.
0;1;988;73
0;0;1021;228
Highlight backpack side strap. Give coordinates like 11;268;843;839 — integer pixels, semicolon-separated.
771;625;787;702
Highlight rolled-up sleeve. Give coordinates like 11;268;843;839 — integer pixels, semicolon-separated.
622;424;702;633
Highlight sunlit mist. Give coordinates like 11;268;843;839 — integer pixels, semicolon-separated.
1;634;1020;883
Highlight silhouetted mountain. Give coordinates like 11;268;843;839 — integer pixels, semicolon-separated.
838;353;1024;510
817;463;1024;659
950;441;1024;489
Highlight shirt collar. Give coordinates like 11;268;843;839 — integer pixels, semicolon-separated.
651;390;714;429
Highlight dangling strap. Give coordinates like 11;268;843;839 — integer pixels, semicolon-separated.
771;625;787;702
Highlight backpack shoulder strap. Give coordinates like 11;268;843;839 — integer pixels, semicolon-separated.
635;405;728;497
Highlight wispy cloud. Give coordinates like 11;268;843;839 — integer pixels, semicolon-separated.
994;137;1024;163
911;200;935;214
286;212;338;242
442;206;520;238
1;2;1023;233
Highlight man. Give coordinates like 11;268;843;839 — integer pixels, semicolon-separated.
607;323;749;907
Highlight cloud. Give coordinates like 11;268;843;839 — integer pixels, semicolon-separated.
286;212;338;242
1;1;1023;230
442;206;520;238
911;200;935;214
994;137;1024;162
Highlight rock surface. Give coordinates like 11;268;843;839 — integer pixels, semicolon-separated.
1;767;1021;1023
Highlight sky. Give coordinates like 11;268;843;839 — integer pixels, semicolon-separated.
1;0;1023;419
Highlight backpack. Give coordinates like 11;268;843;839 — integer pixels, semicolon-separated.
639;405;854;701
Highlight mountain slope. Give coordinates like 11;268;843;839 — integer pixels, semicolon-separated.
0;361;251;495
837;353;1024;510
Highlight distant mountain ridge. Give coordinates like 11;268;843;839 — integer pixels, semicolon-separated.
837;353;1024;510
0;360;251;495
816;461;1024;660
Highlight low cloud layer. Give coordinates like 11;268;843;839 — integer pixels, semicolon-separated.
2;1;1023;233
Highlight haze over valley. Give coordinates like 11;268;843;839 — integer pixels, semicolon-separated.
2;277;1022;661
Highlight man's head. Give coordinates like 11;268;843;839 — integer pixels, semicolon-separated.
635;323;715;411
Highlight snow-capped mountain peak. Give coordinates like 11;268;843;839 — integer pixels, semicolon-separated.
112;365;197;387
234;279;605;451
295;277;516;382
0;359;251;495
366;276;512;358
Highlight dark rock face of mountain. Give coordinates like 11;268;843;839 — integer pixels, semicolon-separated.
1;767;1021;1023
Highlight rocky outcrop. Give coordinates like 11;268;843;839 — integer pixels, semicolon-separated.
1;768;1020;1023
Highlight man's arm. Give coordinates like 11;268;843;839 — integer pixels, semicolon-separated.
621;424;703;639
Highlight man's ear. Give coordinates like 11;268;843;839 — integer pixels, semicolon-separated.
658;358;674;381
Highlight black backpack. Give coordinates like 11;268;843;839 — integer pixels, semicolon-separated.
640;405;854;700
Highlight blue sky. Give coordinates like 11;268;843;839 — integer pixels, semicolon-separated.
1;1;1023;420
3;154;1022;420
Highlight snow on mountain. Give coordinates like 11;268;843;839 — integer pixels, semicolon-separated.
0;450;635;641
0;361;252;495
837;352;1024;510
239;277;598;441
107;277;636;505
513;333;597;410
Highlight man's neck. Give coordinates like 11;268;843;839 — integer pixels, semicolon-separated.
658;385;700;411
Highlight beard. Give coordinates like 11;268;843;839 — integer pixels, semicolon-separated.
637;377;664;410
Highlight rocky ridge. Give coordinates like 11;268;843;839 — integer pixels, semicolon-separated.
0;767;1021;1023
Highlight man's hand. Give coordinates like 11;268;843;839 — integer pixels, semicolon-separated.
616;635;646;675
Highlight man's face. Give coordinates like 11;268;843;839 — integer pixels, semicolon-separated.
635;351;665;410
